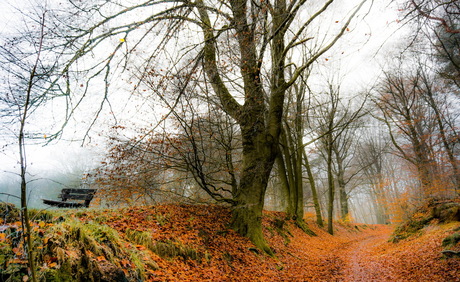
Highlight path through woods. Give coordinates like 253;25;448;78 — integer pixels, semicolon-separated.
3;205;458;281
318;223;460;281
332;226;393;281
282;222;397;281
84;206;459;281
343;231;390;281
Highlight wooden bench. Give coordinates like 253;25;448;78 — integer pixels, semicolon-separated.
43;188;96;208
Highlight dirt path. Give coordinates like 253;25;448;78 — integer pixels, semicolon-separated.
341;230;392;281
319;226;394;282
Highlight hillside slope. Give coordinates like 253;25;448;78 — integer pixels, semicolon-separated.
1;203;459;281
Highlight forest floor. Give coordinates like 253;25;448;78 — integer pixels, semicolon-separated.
1;203;460;281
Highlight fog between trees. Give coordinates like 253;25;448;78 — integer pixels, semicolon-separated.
1;0;459;253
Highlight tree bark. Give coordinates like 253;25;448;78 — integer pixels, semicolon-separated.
277;148;294;215
327;135;335;235
303;150;324;227
197;0;279;253
334;147;349;221
230;127;276;254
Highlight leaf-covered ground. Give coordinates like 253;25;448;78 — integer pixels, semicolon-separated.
1;204;460;281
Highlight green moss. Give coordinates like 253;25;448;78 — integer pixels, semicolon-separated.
391;216;433;243
268;218;293;245
155;213;169;226
43;267;74;282
432;202;460;222
125;228;201;262
295;219;316;237
33;219;143;281
442;233;460;248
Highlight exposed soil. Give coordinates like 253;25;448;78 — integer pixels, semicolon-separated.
341;228;392;281
322;222;460;282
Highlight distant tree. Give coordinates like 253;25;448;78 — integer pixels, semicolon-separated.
374;57;459;199
312;81;366;234
331;117;364;222
417;66;460;193
401;0;460;87
356;124;392;224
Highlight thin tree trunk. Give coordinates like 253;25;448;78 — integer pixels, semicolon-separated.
280;128;296;216
302;150;324;226
294;87;304;222
276;153;292;213
18;15;45;279
339;187;349;221
327;141;335;235
334;147;349;221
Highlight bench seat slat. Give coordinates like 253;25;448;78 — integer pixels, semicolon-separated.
61;189;96;194
42;199;87;208
60;194;94;201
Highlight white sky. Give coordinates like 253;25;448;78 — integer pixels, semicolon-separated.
0;0;408;191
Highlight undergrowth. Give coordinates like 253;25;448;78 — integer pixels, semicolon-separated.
391;198;460;243
0;206;155;281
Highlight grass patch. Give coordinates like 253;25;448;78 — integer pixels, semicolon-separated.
390;216;432;243
38;219;142;280
0;202;20;223
1;216;149;281
126;228;202;261
442;233;460;248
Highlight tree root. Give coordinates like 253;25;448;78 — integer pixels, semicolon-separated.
295;219;317;237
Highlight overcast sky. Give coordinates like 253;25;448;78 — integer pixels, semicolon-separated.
0;0;407;202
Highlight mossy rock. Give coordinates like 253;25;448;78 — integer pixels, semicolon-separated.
432;203;460;223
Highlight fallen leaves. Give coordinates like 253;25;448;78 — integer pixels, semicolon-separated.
2;204;459;281
75;205;400;281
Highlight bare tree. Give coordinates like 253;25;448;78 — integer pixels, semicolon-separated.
276;72;316;234
44;0;369;252
46;0;365;253
95;100;241;207
374;57;459;199
312;81;367;234
399;0;460;88
0;6;63;281
331;118;364;222
356;124;392;224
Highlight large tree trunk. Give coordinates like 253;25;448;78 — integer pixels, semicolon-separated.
196;0;358;250
197;0;281;252
230;125;276;254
